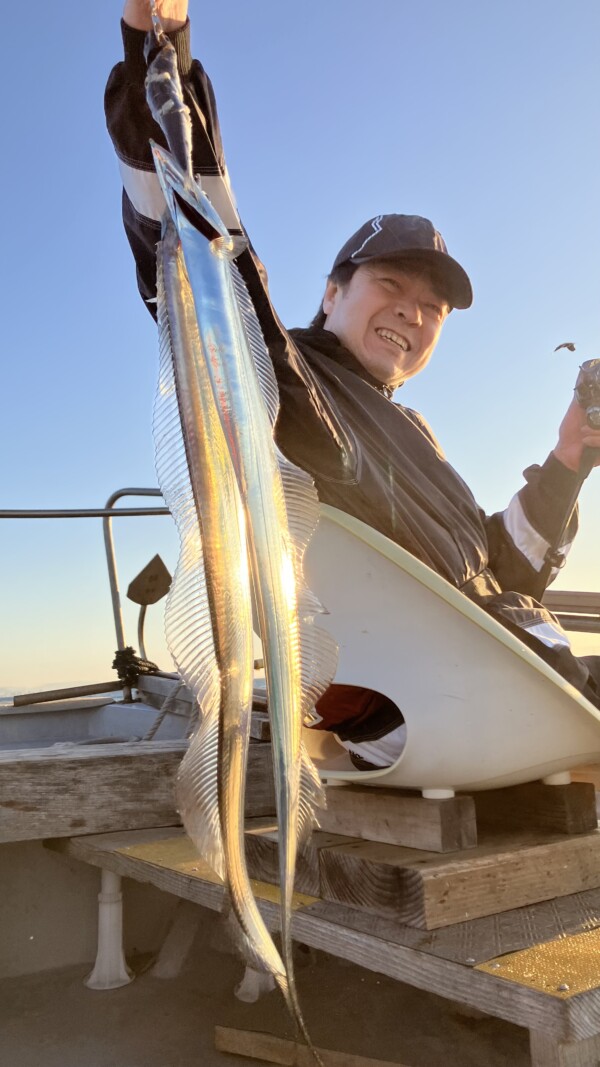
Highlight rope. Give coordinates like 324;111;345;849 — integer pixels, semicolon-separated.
142;678;186;741
112;646;159;688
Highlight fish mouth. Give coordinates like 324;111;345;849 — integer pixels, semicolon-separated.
375;328;410;351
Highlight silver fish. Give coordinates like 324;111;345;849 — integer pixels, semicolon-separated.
145;21;337;1057
154;213;288;988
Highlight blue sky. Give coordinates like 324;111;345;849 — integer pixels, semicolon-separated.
2;0;599;692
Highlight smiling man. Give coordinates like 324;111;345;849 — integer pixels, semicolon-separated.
107;2;600;767
319;214;467;389
323;261;448;388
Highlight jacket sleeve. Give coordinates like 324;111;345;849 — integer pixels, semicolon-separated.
105;19;241;318
104;20;355;479
484;452;580;598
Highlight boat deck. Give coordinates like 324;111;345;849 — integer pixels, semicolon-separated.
37;826;600;1066
0;920;531;1067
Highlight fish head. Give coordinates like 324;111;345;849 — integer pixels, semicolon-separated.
151;141;245;260
145;38;194;182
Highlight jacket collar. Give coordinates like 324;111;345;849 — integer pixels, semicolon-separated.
289;327;397;400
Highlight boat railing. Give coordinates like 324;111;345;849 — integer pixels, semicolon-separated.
0;488;171;703
542;590;600;634
1;491;598;706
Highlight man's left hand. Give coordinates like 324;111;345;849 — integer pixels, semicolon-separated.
553;397;600;472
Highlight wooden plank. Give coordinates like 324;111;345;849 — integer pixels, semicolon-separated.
290;904;600;1043
245;741;276;816
530;1030;600;1066
50;829;600;1040
318;784;476;852
113;834;317;910
47;829;228;910
214;1026;408;1067
303;891;600;967
245;828;360;895
0;742;184;842
318;829;600;929
572;764;600;795
250;711;271;742
46;830;315;945
473;781;598;835
476;928;600;997
0;738;274;843
50;826;600;967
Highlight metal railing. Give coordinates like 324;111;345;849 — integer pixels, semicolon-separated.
542;590;600;634
1;488;171;702
2;491;598;704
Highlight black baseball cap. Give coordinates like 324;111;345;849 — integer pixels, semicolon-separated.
332;214;473;309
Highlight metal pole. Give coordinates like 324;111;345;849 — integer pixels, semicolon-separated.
102;489;167;701
137;605;148;662
13;681;120;707
0;507;169;518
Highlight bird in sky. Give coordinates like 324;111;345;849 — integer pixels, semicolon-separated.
554;342;576;352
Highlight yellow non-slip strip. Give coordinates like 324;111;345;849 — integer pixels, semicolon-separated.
476;927;600;997
116;834;318;910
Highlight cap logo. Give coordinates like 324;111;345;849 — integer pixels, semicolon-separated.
350;215;383;259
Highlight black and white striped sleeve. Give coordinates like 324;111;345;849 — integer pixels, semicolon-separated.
104;19;241;318
485;453;580;597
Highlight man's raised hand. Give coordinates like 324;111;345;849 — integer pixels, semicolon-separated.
123;0;188;31
553;397;600;473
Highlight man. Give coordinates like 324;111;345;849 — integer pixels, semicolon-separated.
107;2;600;767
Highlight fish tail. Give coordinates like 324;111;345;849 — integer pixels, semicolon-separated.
279;953;325;1067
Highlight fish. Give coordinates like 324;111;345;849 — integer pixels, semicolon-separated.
144;11;337;1057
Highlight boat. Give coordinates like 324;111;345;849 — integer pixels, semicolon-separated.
2;488;600;1066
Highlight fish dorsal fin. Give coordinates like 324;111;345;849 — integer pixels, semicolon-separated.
298;743;326;846
230;261;338;726
230;263;280;426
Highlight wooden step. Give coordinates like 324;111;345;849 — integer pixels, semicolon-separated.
245;823;600;930
214;1027;408;1067
319;828;600;929
472;779;598;835
245;825;358;897
317;783;477;852
0;738;275;844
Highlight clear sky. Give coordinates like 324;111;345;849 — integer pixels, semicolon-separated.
1;0;599;694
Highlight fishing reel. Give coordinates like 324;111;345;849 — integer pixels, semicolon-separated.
575;358;600;429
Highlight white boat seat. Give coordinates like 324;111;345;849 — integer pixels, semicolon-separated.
302;505;600;792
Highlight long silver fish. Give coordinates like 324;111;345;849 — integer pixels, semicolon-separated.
145;15;337;1055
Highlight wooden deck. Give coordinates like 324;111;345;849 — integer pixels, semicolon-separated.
48;825;600;1066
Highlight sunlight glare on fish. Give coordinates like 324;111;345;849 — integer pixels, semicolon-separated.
280;551;298;610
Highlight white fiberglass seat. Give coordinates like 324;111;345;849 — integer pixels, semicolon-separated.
302;505;600;793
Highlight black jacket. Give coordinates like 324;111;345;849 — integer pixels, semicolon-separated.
105;19;593;697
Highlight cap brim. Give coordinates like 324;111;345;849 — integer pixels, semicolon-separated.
353;248;473;309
